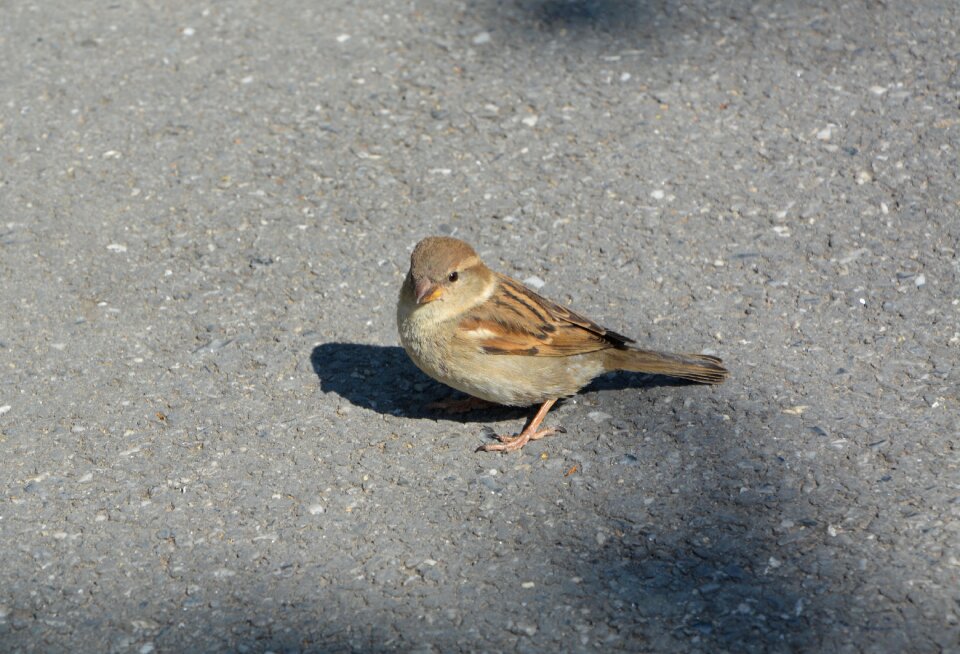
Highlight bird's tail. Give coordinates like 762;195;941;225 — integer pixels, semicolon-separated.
603;347;729;384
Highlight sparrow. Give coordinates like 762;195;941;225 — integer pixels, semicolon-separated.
396;236;729;453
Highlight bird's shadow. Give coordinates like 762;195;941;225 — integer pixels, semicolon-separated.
310;342;694;423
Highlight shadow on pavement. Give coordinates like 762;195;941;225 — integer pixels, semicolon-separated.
310;341;524;423
553;404;826;650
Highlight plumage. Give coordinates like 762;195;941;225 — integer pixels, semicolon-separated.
396;236;729;452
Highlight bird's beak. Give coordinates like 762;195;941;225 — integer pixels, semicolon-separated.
415;278;444;304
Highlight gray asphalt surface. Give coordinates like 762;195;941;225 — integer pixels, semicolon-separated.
2;1;958;652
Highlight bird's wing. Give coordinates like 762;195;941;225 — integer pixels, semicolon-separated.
455;274;634;357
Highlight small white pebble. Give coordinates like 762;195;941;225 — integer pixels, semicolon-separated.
523;275;545;290
651;189;665;200
880;202;889;214
620;72;631;82
856;170;872;185
869;85;887;95
515;623;538;637
521;581;535;588
0;405;11;416
241;75;254;84
308;504;325;515
914;274;926;287
182;27;195;36
816;125;833;141
472;31;491;45
107;243;127;252
521;115;538;127
336;34;351;43
587;411;612;423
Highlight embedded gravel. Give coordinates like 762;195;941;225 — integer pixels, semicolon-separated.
1;1;958;652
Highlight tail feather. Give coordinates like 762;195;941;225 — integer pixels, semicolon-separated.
604;347;729;384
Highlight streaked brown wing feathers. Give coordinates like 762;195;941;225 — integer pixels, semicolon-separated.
456;274;634;357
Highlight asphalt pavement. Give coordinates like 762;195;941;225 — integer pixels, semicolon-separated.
1;1;958;652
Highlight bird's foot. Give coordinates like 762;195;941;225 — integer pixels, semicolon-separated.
477;425;566;453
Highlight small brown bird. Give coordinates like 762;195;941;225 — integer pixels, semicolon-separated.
396;236;729;452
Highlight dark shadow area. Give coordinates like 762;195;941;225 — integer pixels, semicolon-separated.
479;0;850;57
490;0;700;41
528;0;655;31
557;403;828;651
310;342;524;423
310;342;699;423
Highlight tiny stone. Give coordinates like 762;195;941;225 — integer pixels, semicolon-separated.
521;115;538;127
336;34;351;43
107;243;128;252
523;275;545;290
308;504;325;515
521;581;535;588
914;274;926;287
0;405;10;416
816;125;833;141
472;31;491;45
511;622;538;637
587;411;612;422
651;189;665;200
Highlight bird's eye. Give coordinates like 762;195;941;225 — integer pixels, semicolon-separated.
448;271;459;282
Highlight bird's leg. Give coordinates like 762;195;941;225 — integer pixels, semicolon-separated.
426;396;495;414
477;399;564;453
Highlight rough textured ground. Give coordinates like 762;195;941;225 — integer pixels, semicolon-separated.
2;1;958;652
